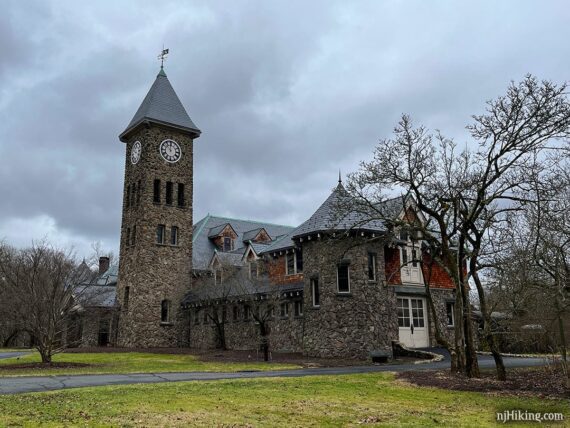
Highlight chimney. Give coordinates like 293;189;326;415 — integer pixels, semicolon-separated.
99;256;110;274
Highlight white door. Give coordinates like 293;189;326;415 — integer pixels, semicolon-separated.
397;297;429;348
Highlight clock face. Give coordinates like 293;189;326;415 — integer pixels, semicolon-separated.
159;139;182;163
130;141;142;165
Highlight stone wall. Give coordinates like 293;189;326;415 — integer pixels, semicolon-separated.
427;288;456;346
77;308;119;348
187;301;304;353
302;236;399;359
116;125;194;347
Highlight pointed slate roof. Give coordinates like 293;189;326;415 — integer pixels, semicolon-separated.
119;67;201;142
291;182;388;239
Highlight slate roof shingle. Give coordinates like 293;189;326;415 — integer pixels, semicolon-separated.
192;215;294;270
119;68;201;141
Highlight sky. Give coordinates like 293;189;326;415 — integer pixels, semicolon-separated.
0;0;568;260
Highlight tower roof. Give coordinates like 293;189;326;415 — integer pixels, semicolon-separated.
291;181;388;239
119;67;201;142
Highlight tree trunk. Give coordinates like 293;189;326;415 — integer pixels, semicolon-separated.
459;236;480;378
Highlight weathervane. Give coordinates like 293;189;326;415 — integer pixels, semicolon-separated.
158;47;169;67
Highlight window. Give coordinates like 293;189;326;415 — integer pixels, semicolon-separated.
243;305;251;321
126;184;131;208
131;225;136;246
165;181;173;205
194;309;200;324
311;277;320;307
126;227;131;247
397;298;410;327
156;224;165;244
233;306;239;321
153;179;161;203
267;305;275;319
401;248;408;265
368;252;377;281
280;302;289;318
131;184;137;208
249;261;257;278
412;249;418;267
446;302;455;327
214;268;222;285
203;309;209;324
337;264;350;293
137;180;141;205
123;287;130;310
223;237;233;252
296;249;303;273
161;299;171;323
286;250;302;275
294;300;303;317
177;183;185;207
171;226;178;245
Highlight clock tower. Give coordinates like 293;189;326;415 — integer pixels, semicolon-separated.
116;66;200;347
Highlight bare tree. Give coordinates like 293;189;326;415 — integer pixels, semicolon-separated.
0;241;93;363
345;75;570;380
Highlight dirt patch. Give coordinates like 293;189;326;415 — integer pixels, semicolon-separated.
397;366;569;398
65;347;418;367
0;362;94;371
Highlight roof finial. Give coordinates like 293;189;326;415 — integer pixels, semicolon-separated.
338;169;342;184
158;46;169;69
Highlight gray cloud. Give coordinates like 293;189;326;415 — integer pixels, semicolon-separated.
0;0;568;258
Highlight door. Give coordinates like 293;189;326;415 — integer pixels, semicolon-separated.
397;297;429;348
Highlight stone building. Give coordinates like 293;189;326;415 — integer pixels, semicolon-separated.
72;66;457;358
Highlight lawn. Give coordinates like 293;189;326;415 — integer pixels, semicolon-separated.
0;351;300;376
0;373;566;427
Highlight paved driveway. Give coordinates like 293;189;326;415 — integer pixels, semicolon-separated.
0;352;28;360
0;353;548;395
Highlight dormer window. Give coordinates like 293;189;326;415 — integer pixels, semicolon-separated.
223;237;233;252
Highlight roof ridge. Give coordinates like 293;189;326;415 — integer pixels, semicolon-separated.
204;214;294;229
192;214;211;243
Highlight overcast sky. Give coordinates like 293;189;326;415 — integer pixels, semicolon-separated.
0;0;568;260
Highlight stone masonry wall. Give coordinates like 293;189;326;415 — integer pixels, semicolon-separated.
188;301;304;353
116;125;194;347
302;236;399;359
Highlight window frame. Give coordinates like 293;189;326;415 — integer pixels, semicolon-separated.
160;299;171;323
165;181;173;205
311;277;320;307
446;302;455;327
294;300;303;317
280;302;289;318
156;224;166;244
177;183;185;207
337;263;351;293
170;226;178;246
153;179;161;204
367;252;377;281
223;237;233;252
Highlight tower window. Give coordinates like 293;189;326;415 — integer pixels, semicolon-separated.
171;226;178;245
126;184;131;208
123;286;130;310
311;277;320;307
337;264;350;293
166;181;173;205
131;184;137;208
137;180;141;205
368;252;377;281
156;224;165;244
153;179;161;203
126;227;131;247
177;183;185;207
131;225;136;246
161;299;171;323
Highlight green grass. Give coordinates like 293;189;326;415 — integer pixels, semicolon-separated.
0;373;566;427
0;351;300;376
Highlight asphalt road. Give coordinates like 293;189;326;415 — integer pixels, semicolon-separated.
0;352;28;360
0;353;548;395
